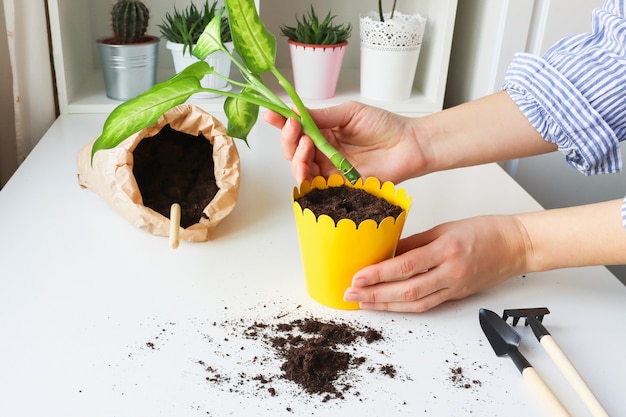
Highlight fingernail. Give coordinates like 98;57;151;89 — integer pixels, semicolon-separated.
351;276;368;287
343;290;361;302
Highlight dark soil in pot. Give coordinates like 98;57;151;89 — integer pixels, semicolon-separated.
132;124;219;228
295;185;404;224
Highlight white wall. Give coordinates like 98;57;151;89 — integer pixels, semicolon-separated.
444;0;534;108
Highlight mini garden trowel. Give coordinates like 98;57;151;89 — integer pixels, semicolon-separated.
503;308;608;417
479;308;570;416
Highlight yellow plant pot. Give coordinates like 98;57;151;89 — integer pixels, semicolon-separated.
293;174;412;309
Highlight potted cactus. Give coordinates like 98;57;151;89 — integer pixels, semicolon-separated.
159;0;234;98
96;0;160;101
280;5;352;100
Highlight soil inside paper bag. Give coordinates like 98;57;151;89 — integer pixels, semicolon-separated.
133;124;219;228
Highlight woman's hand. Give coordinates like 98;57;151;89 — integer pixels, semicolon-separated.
343;214;531;312
264;101;426;184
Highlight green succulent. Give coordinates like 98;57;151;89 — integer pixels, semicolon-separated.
158;0;231;54
280;5;351;45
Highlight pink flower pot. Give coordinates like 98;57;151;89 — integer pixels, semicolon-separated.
288;40;347;100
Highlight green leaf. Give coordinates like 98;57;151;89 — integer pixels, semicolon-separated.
91;61;211;160
225;0;276;74
224;91;259;143
193;12;224;60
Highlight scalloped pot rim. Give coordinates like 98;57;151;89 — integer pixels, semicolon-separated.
292;174;412;229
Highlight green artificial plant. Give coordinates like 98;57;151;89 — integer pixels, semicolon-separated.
91;0;360;183
280;5;352;45
378;0;398;22
158;0;231;54
111;0;150;44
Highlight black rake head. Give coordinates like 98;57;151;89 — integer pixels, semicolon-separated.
502;307;551;326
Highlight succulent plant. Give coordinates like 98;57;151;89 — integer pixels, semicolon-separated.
111;0;150;44
280;5;351;45
158;0;231;54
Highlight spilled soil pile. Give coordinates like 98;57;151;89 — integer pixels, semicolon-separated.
196;315;398;402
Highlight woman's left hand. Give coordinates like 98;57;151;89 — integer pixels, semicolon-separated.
343;214;530;312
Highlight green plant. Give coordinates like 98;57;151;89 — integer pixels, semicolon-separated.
378;0;398;22
91;0;360;184
280;5;351;45
111;0;150;44
158;0;231;54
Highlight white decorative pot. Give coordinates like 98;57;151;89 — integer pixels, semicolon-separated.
166;41;234;98
288;40;348;100
359;11;426;101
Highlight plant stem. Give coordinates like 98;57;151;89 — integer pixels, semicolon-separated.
270;67;360;183
223;46;288;110
379;0;398;21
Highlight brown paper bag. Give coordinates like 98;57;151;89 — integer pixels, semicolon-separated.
77;105;240;242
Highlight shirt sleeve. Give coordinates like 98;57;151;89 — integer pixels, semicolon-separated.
502;0;626;228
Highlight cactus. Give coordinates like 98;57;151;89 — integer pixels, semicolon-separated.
111;0;150;44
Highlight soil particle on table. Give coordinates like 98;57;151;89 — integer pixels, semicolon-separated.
446;359;483;390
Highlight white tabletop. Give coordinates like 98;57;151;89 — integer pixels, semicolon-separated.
1;113;625;417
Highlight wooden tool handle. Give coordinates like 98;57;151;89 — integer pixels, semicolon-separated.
522;366;570;417
541;335;609;417
169;203;181;249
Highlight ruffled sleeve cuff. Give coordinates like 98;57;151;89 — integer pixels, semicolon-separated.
503;53;621;176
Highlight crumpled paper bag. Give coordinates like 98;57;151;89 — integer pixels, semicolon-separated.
77;104;240;242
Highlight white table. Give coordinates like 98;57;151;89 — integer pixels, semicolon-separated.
1;113;625;416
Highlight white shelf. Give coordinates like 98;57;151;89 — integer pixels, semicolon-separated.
47;0;457;116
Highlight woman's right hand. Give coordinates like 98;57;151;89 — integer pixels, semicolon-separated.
263;101;426;184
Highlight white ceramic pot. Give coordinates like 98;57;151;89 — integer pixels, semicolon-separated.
166;41;234;98
359;11;426;101
288;40;347;100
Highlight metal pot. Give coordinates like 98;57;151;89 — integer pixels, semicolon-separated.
97;36;159;101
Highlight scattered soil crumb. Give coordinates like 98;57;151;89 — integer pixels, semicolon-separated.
448;365;482;389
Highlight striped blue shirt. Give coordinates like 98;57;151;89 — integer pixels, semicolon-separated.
502;0;626;227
